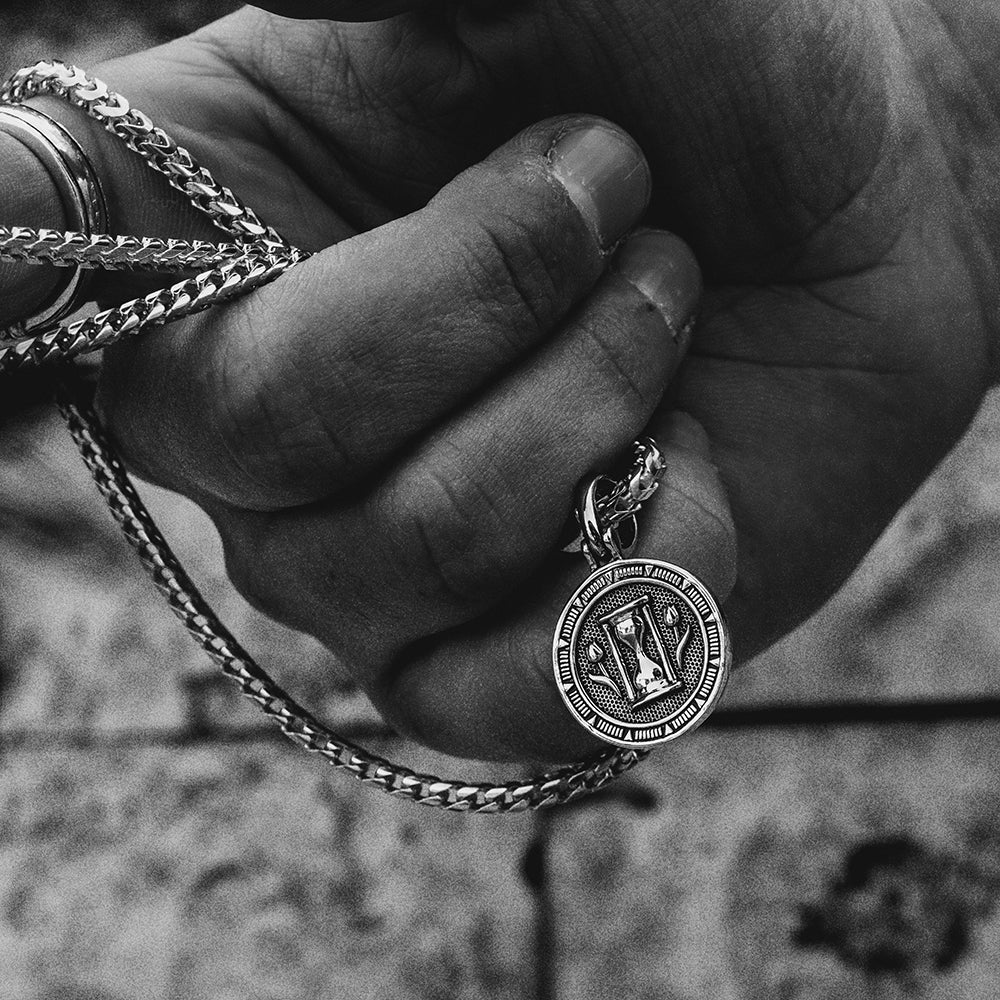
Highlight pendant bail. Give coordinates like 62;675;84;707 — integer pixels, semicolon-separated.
577;476;638;570
575;437;665;570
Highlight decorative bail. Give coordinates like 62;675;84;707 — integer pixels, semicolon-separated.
575;436;665;570
577;475;638;569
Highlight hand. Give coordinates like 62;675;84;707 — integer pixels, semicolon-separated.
2;2;997;761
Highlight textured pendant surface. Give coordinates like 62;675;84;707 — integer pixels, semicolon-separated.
553;559;731;748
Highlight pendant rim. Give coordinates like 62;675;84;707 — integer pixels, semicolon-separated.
552;557;732;749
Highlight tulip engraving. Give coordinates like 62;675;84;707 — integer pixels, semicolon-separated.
662;604;691;675
586;641;626;696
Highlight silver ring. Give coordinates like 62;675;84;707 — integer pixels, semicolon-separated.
0;104;108;336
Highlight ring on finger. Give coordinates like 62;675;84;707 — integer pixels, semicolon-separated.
0;104;107;335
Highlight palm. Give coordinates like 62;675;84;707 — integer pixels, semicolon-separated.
79;1;997;752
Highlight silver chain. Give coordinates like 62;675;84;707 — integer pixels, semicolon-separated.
1;61;650;812
595;435;665;532
573;437;666;570
0;226;261;272
2;61;284;248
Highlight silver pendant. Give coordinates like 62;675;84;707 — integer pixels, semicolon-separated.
553;558;730;747
553;439;731;748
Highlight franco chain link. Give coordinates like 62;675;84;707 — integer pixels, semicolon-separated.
1;61;650;812
0;227;260;272
59;385;646;812
2;60;284;248
0;245;303;374
595;436;666;533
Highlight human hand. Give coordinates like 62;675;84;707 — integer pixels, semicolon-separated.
3;1;997;761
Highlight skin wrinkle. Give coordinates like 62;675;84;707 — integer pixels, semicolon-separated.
923;0;1000;201
889;2;1000;382
690;352;911;379
258;261;427;489
578;309;659;412
11;1;998;760
452;208;566;350
192;27;375;240
236;329;357;503
211;328;296;509
160;137;605;510
700;5;881;230
920;0;1000;147
403;441;515;605
408;498;488;609
730;20;897;278
206;3;902;275
797;286;899;340
661;476;736;590
657;482;738;595
242;14;494;219
693;295;902;375
638;4;886;275
248;255;685;705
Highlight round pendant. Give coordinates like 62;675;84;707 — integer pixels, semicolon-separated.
552;559;731;748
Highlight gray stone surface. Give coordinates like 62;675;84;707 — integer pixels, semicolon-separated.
546;722;1000;1000
0;409;382;742
0;740;536;1000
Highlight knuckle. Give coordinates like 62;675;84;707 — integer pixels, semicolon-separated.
582;315;664;414
206;322;354;508
217;515;302;628
96;350;191;494
210;389;290;507
384;450;517;609
446;198;577;345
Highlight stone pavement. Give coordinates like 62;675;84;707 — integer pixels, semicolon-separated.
2;9;1000;999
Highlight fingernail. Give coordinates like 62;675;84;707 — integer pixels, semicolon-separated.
548;122;651;251
613;230;703;342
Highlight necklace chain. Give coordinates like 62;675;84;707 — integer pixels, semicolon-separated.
0;61;649;812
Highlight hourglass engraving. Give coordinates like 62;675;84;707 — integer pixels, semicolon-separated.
599;597;684;708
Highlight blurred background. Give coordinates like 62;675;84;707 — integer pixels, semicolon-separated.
2;4;1000;999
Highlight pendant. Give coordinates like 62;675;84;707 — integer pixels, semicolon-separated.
553;558;730;748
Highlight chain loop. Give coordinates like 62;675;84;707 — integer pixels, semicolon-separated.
576;437;666;570
595;436;665;532
0;61;651;812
